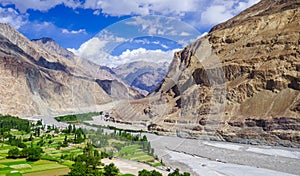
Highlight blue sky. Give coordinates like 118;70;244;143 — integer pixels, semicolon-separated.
0;0;260;66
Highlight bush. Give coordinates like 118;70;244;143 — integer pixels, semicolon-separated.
7;148;20;159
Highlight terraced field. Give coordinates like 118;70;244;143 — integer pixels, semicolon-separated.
0;159;68;176
115;145;161;167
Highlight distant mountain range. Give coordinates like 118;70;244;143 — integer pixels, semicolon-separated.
113;61;169;95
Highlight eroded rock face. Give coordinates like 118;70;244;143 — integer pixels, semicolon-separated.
122;0;300;146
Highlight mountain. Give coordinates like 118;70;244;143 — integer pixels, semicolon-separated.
117;0;300;147
0;24;139;117
33;37;142;99
113;61;169;95
32;38;75;61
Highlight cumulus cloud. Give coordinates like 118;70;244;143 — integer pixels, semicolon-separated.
180;32;191;36
83;0;198;16
199;0;260;26
200;5;234;26
83;0;260;29
116;48;177;65
62;28;86;34
67;31;129;66
0;0;261;31
234;0;260;13
0;7;28;29
68;34;179;67
0;0;81;13
124;16;201;40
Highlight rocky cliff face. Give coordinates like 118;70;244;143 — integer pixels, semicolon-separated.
119;0;300;147
0;24;118;117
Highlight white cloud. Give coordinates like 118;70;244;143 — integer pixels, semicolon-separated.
198;0;260;26
82;0;260;30
93;10;101;15
69;34;179;67
234;0;260;13
68;31;129;66
125;16;166;36
0;0;261;34
0;7;28;29
83;0;149;16
115;48;177;66
62;28;86;34
83;0;198;16
69;37;108;58
180;32;191;36
124;16;198;38
0;0;81;13
201;5;234;26
161;44;169;49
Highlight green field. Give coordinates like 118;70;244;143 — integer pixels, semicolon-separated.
54;112;103;123
0;114;165;176
0;130;83;176
115;145;161;166
0;159;68;176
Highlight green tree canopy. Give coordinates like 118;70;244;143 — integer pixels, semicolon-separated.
104;163;119;176
138;169;162;176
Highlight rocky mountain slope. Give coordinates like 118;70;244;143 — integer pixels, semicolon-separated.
32;38;75;61
113;61;169;95
0;24;140;117
33;37;142;99
116;0;300;147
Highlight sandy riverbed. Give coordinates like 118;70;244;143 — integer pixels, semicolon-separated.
146;134;300;176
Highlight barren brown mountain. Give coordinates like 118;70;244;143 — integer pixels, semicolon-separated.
114;0;300;147
0;24;141;117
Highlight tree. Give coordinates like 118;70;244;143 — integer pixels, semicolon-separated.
104;163;119;176
138;169;162;176
168;168;190;176
7;148;20;159
36;120;43;126
34;127;40;137
61;135;68;147
28;134;33;141
67;124;73;134
142;135;148;141
21;146;43;161
69;143;103;176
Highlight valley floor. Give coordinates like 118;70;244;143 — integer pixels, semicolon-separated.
25;101;300;176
